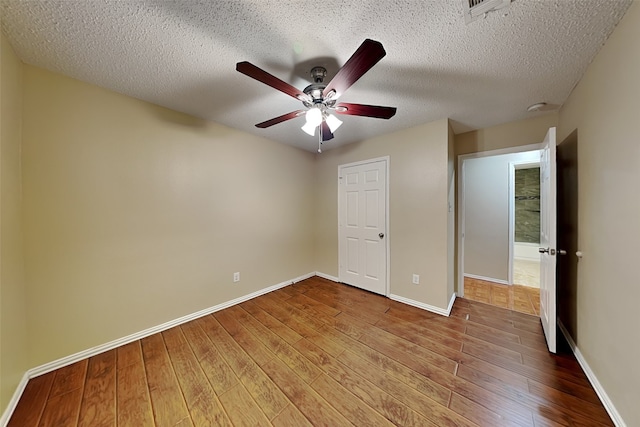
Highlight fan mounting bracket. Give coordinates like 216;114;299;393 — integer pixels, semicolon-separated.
310;66;327;83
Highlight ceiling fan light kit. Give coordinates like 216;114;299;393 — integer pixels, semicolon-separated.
236;39;397;152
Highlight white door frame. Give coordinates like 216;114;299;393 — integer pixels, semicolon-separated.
457;144;542;297
508;160;541;286
338;156;390;296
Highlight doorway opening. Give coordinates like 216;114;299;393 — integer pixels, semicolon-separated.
458;144;542;315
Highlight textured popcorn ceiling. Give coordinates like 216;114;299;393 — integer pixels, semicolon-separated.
0;0;632;151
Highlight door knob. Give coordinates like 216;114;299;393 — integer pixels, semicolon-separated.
379;233;385;238
558;249;567;255
538;247;549;254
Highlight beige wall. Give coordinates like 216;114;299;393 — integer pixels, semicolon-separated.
0;33;29;410
21;66;316;367
455;112;558;156
315;119;452;310
558;2;640;424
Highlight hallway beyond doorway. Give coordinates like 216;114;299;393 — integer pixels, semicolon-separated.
464;277;540;316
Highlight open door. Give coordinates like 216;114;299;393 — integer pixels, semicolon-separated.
539;127;557;353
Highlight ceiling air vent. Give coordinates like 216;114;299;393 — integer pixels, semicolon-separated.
464;0;511;23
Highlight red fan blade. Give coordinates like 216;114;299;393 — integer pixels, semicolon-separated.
255;110;305;128
321;121;334;141
334;103;397;119
237;62;310;102
323;39;386;99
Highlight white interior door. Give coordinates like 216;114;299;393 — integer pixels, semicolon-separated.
539;127;557;353
338;159;387;295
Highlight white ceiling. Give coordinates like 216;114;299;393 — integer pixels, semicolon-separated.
1;0;632;152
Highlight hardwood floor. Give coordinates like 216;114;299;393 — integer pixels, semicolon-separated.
9;276;611;426
464;277;541;316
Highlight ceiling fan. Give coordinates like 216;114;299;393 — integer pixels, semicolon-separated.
236;39;397;152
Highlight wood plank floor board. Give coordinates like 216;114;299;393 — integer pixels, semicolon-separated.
261;356;352;426
375;312;464;352
462;339;525;365
522;352;586;378
310;374;395;427
285;292;342;319
270;404;313;427
9;278;613;427
337;349;478;427
292;338;436;427
179;321;239;396
250;293;346;357
162;327;232;426
116;341;143;370
116;352;155;427
7;371;55;427
464;324;566;366
448;392;518;427
77;349;116;427
464;321;523;344
262;292;329;331
356;324;536;426
359;322;460;373
140;334;193;427
320;311;371;340
527;379;613;425
313;322;452;406
38;389;84;427
213;310;275;367
269;288;295;301
460;339;592;390
49;360;88;398
300;287;386;325
239;299;304;345
345;330;453;406
456;363;613;426
195;314;289;420
227;305;322;384
217;384;271;427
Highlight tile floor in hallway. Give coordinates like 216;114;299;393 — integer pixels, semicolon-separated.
513;258;540;288
463;277;540;316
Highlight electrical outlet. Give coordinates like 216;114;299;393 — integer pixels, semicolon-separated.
233;272;240;282
412;274;420;285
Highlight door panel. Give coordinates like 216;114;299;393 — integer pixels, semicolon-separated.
339;159;387;295
557;130;579;340
540;127;557;353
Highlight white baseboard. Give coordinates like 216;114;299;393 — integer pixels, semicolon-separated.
0;373;29;427
447;292;457;314
558;321;626;427
0;271;315;426
389;292;456;317
315;271;340;282
314;273;458;317
293;272;317;283
464;273;509;285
